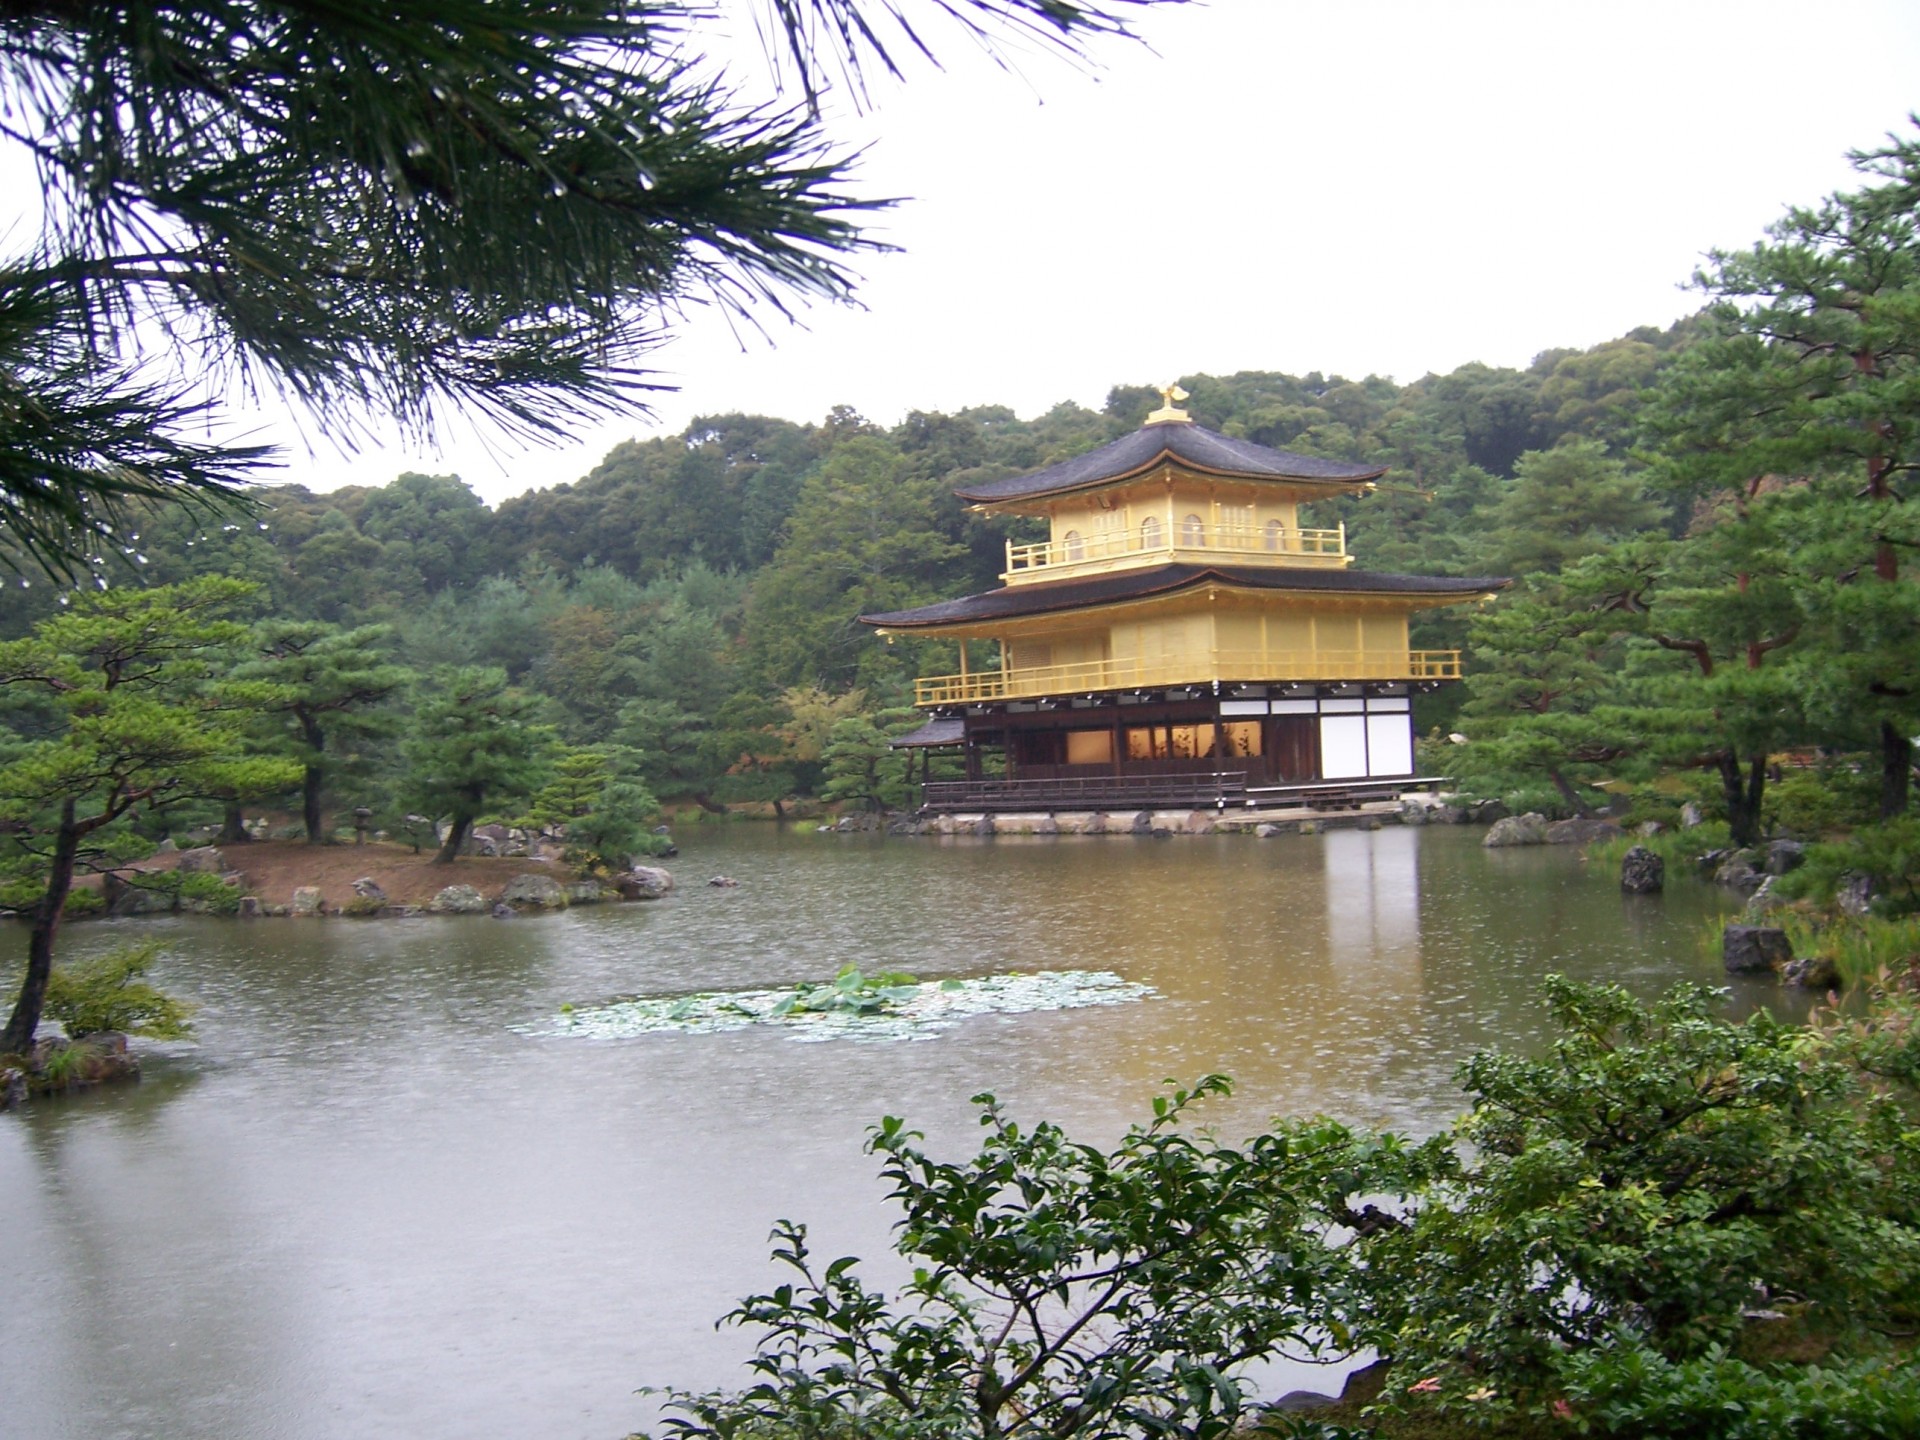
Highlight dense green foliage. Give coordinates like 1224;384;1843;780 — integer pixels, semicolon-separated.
649;1077;1422;1440
641;980;1920;1440
0;0;1175;576
0;578;300;1051
36;942;195;1041
0;315;1709;837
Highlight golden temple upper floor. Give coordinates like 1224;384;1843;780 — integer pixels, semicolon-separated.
956;416;1385;586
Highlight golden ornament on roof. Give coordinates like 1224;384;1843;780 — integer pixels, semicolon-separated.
1145;382;1190;425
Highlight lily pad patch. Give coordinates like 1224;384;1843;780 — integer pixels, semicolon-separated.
527;968;1155;1043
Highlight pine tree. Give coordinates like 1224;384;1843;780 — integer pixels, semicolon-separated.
402;666;556;863
1640;125;1920;816
0;1;1166;574
0;578;299;1053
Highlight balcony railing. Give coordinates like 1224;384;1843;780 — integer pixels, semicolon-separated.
1004;522;1347;580
914;648;1462;706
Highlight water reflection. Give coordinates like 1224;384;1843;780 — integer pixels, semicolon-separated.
1;825;1743;1440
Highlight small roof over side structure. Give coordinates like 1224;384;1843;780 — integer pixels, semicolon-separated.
887;716;965;749
953;418;1386;510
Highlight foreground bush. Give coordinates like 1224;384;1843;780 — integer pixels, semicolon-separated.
640;981;1920;1439
1369;979;1920;1420
644;1079;1434;1440
1556;1345;1920;1440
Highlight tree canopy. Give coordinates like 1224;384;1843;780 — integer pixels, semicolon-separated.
0;0;1174;576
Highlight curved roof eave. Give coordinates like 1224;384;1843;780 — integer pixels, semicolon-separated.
861;563;1511;631
953;420;1387;505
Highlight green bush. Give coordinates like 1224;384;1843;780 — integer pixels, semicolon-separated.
645;1080;1435;1440
1773;820;1920;915
1555;1345;1920;1440
640;983;1920;1439
175;871;243;915
1365;979;1920;1409
40;943;194;1039
1499;784;1584;820
1763;764;1881;839
62;886;106;917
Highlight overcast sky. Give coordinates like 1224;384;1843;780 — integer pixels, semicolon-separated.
249;0;1920;504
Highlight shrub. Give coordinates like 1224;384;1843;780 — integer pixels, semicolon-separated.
176;871;242;915
1365;979;1920;1410
1555;1344;1920;1440
40;943;195;1039
1763;763;1881;839
1772;820;1920;915
645;1080;1438;1440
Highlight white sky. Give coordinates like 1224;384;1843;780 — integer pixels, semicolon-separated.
240;1;1920;502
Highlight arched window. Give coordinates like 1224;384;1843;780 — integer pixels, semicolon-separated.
1181;513;1207;547
1139;515;1163;549
1264;519;1286;553
1062;529;1085;562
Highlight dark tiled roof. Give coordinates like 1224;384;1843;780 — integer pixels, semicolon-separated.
861;563;1509;629
954;420;1385;504
889;717;965;748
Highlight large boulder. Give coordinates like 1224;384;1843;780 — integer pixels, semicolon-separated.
1680;801;1706;828
1713;852;1767;894
499;873;568;910
1838;871;1876;918
290;886;326;917
614;866;674;900
427;884;488;914
1620;845;1665;894
1467;798;1510;825
103;873;175;916
1765;839;1807;876
566;879;603;905
1544;817;1624;845
174;845;225;874
1723;924;1793;975
1483;812;1549;847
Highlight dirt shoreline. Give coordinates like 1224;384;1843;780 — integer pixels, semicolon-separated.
127;838;605;911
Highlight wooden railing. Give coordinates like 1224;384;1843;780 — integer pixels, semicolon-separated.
1004;522;1347;579
923;771;1249;812
913;648;1461;706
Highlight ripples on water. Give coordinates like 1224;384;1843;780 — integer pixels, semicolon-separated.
2;825;1762;1439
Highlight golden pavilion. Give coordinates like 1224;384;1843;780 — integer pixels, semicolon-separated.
861;388;1506;812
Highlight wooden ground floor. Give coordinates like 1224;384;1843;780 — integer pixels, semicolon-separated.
902;680;1444;813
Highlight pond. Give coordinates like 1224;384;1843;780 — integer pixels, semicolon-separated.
1;823;1765;1439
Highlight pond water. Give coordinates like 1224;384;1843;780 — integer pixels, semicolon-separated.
2;824;1767;1439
